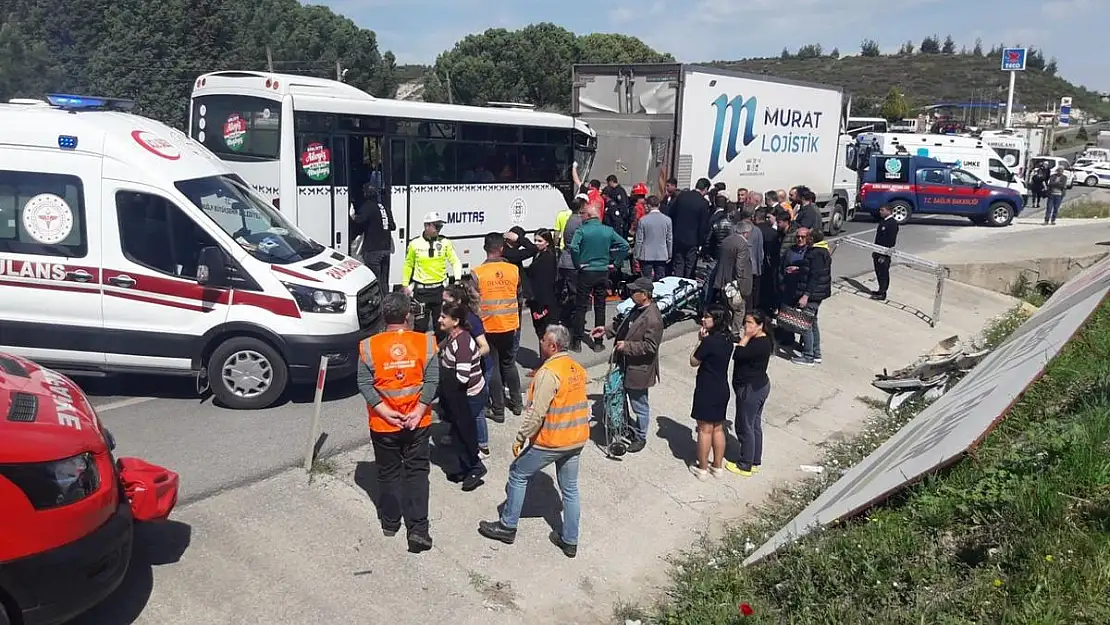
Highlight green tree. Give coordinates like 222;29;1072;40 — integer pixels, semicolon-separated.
796;43;822;59
860;38;881;57
879;87;910;122
920;35;940;54
781;46;792;59
424;25;670;110
0;21;57;101
1045;57;1058;76
973;38;984;56
829;47;840;59
942;35;956;54
898;40;915;55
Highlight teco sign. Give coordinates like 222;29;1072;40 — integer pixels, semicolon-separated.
745;253;1110;565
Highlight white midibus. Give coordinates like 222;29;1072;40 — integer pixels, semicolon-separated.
189;71;598;287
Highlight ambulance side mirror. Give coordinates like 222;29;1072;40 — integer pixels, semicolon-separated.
196;246;229;287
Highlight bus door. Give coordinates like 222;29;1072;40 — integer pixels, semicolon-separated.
293;123;347;250
386;137;409;287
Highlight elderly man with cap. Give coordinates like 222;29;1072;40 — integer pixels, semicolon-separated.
591;276;663;453
402;211;462;336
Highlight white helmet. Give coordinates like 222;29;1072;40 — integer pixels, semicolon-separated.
422;211;445;224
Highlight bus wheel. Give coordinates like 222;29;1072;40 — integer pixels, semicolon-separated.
209;337;288;410
888;200;913;224
987;202;1015;227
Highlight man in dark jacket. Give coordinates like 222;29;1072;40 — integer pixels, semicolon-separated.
780;227;832;367
568;205;630;352
711;218;753;335
755;208;779;315
602;175;631;238
668;177;711;278
592;276;663;453
350;183;396;301
659;177;679;217
504;226;538;354
793;187;822;232
701;194;735;309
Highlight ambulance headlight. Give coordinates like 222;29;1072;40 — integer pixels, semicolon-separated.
0;452;101;510
283;282;347;313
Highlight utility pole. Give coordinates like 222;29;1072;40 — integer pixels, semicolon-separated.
266;46;274;73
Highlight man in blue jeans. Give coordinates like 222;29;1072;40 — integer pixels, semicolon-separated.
593;277;663;452
477;325;589;558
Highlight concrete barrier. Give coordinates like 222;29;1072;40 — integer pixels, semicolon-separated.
944;252;1107;295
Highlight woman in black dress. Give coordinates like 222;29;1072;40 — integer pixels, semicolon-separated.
525;229;559;341
688;307;733;480
726;310;773;476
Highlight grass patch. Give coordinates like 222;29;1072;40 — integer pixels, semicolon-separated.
1059;200;1110;219
634;301;1110;624
1007;274;1062;310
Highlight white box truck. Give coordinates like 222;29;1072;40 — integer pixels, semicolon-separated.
572;64;853;234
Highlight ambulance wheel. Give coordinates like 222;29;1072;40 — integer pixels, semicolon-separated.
987;202;1015;227
888;200;913;224
208;337;288;410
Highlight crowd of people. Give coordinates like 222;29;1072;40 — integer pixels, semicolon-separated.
350;171;863;557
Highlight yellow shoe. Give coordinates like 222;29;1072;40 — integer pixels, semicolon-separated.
724;461;753;477
752;465;761;474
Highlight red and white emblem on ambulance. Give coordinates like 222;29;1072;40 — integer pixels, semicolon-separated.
131;130;181;160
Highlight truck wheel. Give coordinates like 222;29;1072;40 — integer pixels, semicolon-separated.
888;200;913;224
827;203;846;234
1086;175;1099;187
208;336;289;410
986;202;1015;227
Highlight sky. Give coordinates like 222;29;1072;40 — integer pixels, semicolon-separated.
318;0;1110;93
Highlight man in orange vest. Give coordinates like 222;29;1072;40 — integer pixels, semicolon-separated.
477;324;588;558
472;232;524;421
357;291;439;553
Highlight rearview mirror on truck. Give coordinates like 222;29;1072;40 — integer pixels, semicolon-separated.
196;246;229;287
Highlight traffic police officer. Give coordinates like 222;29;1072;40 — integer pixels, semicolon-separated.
402;211;462;335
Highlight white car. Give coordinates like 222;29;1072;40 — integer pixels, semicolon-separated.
1073;162;1110;187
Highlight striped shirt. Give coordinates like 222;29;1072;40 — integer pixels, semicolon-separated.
439;329;485;397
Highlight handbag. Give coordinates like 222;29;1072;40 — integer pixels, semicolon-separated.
776;305;814;334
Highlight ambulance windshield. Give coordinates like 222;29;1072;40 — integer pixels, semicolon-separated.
176;175;324;264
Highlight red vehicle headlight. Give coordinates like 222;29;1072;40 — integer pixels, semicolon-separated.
0;452;101;510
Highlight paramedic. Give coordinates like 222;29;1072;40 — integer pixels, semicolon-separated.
403;211;462;335
592;277;663;453
478;324;588;559
473;233;525;419
350;183;396;301
568;204;630;352
357;292;439;553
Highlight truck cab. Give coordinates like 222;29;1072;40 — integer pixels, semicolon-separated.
858;155;1023;227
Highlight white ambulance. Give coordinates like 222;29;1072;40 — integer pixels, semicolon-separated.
856;132;1029;205
0;95;382;409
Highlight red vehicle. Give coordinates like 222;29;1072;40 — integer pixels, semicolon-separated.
0;352;178;625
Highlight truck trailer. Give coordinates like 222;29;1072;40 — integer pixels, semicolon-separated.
571;63;853;234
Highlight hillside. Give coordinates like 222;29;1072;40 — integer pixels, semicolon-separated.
712;53;1110;118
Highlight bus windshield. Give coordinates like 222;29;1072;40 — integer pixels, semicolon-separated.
175;174;325;264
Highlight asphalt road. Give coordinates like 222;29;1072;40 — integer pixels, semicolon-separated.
81;214;1038;503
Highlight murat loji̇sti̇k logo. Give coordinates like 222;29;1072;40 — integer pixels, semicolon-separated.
708;94;826;178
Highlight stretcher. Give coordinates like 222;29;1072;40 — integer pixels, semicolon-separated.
613;277;702;327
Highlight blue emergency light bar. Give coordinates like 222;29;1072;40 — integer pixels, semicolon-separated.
45;93;136;112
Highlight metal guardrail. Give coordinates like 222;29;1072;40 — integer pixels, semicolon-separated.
830;237;950;327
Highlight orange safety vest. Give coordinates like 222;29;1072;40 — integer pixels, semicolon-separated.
530;353;590;449
359;329;434;433
472;260;520;334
